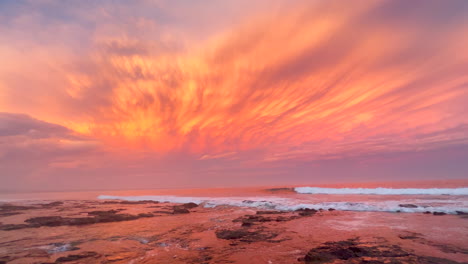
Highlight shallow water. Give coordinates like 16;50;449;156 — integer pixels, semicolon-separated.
1;180;467;263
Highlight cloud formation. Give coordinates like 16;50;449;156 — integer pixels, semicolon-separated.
0;0;467;190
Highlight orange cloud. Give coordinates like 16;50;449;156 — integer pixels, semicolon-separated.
1;0;467;163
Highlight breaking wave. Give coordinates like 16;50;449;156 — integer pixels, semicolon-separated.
294;187;468;195
98;194;467;214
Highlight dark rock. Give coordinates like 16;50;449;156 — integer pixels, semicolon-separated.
102;201;121;204
415;256;464;264
265;187;294;192
328;208;335;211
0;211;22;217
455;211;467;215
95;213;139;222
256;210;287;215
25;216;66;227
296;208;317;216
55;251;99;263
120;200;159;204
2;210;156;231
66;217;98;225
215;228;278;243
300;239;412;263
0;255;11;263
181;202;198;209
0;223;30;230
299;238;466;264
216;229;251;240
87;210;120;216
0;204;36;211
398;234;420;240
0;204;37;217
102;200;159;204
433;212;447;216
152;210;173;214
423;211;432;214
234;213;299;226
399;204;418;208
41;201;64;208
275;216;298;222
137;213;154;217
172;207;190;214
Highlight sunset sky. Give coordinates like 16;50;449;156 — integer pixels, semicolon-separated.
1;0;467;191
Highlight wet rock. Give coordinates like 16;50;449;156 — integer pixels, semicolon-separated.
180;202;198;209
399;204;418;208
66;217;98;225
120;200;159;204
296;208;317;216
41;201;64;208
137;213;154;217
87;210;120;216
328;208;335;211
24;249;50;258
94;212;140;222
215;228;278;243
0;256;12;264
0;204;37;217
2;210;156;230
0;204;36;211
102;200;159;205
423;211;432;214
0;211;22;217
172;207;190;214
265;187;294;192
299;238;465;264
398;234;420;240
256;210;287;215
433;212;447;216
234;213;300;226
300;239;410;263
26;216;66;227
455;211;467;215
415;256;464;264
0;223;30;230
55;251;99;263
234;215;272;226
152;210;173;214
102;201;121;204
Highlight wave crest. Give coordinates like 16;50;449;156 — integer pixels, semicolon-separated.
294;187;468;195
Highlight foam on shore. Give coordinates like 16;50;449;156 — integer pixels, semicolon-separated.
98;195;467;214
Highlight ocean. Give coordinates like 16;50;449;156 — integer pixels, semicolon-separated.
1;180;467;263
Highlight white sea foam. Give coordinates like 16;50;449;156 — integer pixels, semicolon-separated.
98;194;468;214
294;187;468;195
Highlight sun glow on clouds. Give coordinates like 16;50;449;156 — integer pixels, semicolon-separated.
0;0;468;189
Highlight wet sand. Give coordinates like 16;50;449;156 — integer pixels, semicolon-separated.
0;200;467;264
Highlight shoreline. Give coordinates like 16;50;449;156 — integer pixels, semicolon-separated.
1;199;467;263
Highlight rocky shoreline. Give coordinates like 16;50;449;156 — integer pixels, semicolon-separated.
0;200;467;263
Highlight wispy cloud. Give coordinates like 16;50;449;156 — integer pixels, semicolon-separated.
0;0;467;189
